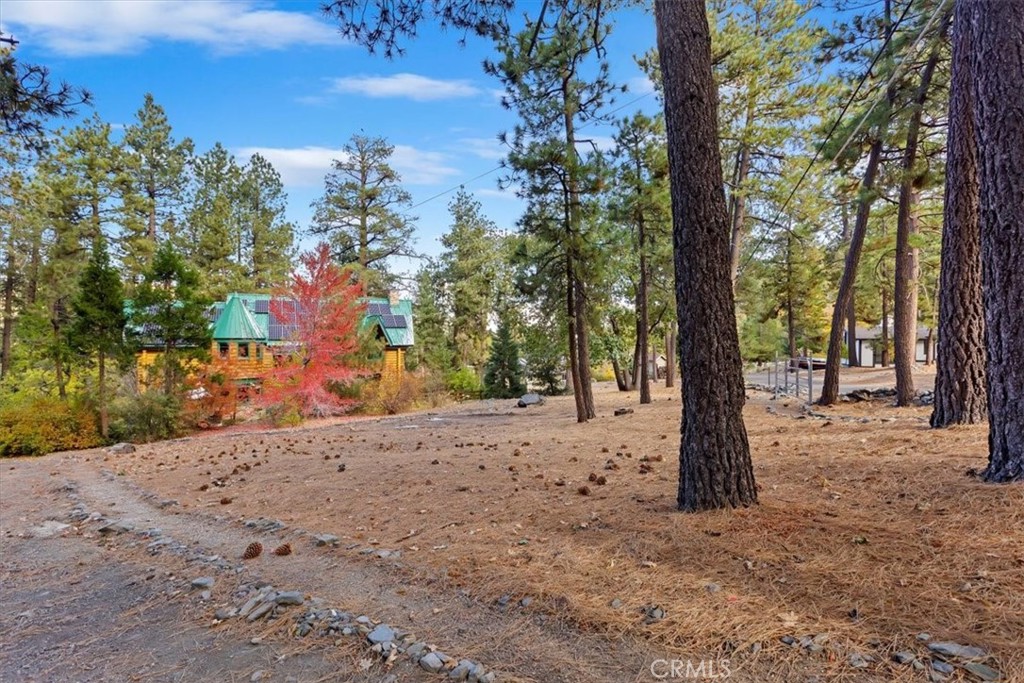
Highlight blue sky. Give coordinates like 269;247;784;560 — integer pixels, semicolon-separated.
1;0;661;269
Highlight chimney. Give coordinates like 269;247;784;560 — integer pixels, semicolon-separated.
388;290;400;307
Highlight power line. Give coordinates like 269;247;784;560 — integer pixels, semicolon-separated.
737;0;929;274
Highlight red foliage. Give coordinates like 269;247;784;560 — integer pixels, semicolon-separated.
260;243;366;417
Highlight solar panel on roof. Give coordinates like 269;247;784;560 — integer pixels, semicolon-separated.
367;302;389;316
254;300;270;314
381;314;407;328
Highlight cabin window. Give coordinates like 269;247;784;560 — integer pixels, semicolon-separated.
238;342;250;358
256;345;263;361
218;343;229;359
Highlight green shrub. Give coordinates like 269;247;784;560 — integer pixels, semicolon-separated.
0;397;103;456
265;402;304;427
446;367;483;400
108;391;184;443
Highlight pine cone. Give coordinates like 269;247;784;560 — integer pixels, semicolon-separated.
242;541;263;560
272;543;292;557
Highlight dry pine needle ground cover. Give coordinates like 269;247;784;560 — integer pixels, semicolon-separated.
101;382;1023;681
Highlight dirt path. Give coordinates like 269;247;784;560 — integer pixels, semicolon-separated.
1;440;689;683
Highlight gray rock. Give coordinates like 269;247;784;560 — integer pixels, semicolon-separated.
214;607;236;620
450;660;475;680
609;598;623;609
705;582;721;593
496;595;512;608
931;661;955;674
30;521;71;538
250;671;264;682
367;623;396;645
420;652;444;673
191;577;215;589
108;442;136;454
519;596;533;607
929;673;948;683
479;674;496;683
780;636;797;646
246;601;275;622
406;642;427;660
892;651;916;665
468;663;487;682
355;615;372;624
848;653;870;669
929;642;986;659
517;393;545;408
917;632;932;641
614;408;634;416
98;520;134;534
200;590;211;601
274;591;304;606
963;662;1002;681
314;534;339;546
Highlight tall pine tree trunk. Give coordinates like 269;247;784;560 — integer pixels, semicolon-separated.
728;143;751;286
894;42;943;406
973;0;1024;482
931;0;986;428
655;0;756;511
637;157;651;404
665;327;676;388
840;200;859;367
880;287;890;367
820;139;885;403
1;246;13;381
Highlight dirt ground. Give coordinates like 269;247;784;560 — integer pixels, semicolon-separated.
1;379;1021;683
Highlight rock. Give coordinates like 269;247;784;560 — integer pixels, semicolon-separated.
614;408;634;416
643;605;665;622
705;582;721;593
468;663;487;682
917;632;932;641
191;577;215;589
420;652;444;673
848;653;870;669
355;615;372;625
892;651;916;665
609;598;623;609
250;671;264;682
246;601;275;622
928;642;986;659
274;591;304;606
314;534;339;547
780;636;797;646
516;393;545;408
367;623;396;645
496;595;512;608
214;608;236;620
450;660;475;680
963;662;1002;681
406;642;427;660
244;518;286;532
200;590;212;601
98;520;134;534
929;673;948;683
108;442;136;454
931;661;955;674
519;596;533;607
30;521;71;538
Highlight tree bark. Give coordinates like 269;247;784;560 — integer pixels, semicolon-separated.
637;156;651;405
931;0;987;428
728;143;751;287
655;0;756;511
819;139;885;404
1;246;14;381
894;41;943;406
880;287;890;368
840;200;859;367
972;0;1024;482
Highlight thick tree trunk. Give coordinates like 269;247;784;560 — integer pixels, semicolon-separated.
820;139;885;404
840;201;859;367
665;327;676;388
574;273;596;419
895;43;943;406
609;316;629;391
565;255;587;422
629;324;641;391
931;0;987;428
973;0;1024;482
655;0;756;511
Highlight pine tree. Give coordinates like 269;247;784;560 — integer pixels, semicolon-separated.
130;241;211;395
412;264;454;373
238;153;295;290
483;314;525;399
310;133;416;294
70;235;126;437
182;143;243;299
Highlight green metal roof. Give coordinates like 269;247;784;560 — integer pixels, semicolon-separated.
212;295;264;341
362;297;415;347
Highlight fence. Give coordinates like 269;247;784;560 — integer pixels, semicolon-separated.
766;354;816;405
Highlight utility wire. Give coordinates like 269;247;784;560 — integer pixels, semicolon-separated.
736;0;930;275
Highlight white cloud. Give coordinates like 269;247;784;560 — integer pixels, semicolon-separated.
457;137;507;161
1;0;338;56
234;144;460;187
628;75;657;95
330;73;481;101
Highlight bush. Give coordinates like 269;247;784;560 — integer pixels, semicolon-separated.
264;402;304;428
108;391;184;443
446;367;483;400
362;374;423;415
0;397;103;456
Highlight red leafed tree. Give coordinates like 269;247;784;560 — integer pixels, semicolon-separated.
261;243;366;417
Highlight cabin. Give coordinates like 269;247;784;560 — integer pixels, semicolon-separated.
844;324;934;367
135;292;415;386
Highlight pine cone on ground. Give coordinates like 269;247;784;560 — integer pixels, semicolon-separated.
272;543;292;557
242;541;263;560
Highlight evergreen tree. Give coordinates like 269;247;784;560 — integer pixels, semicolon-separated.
238;153;295;290
130;241;211;395
70;235;126;437
310;133;416;294
412;264;454;373
483;314;525;399
121;94;194;279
